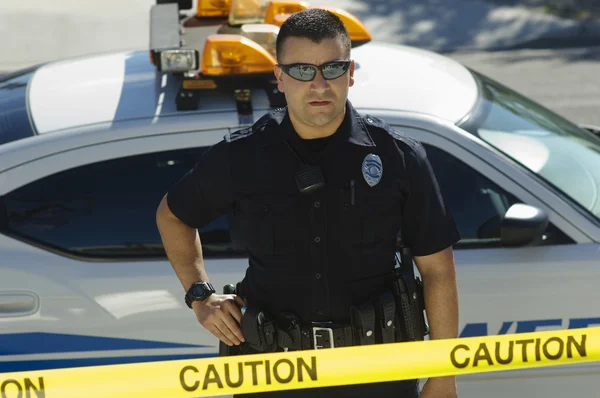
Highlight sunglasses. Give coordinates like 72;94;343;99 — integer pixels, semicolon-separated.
278;60;352;82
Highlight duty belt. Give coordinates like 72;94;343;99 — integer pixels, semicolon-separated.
239;292;397;353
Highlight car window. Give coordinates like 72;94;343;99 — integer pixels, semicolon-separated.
0;147;245;260
423;144;574;248
461;72;600;222
0;67;39;145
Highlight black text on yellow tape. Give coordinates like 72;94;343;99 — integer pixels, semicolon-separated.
450;333;587;369
0;327;598;398
179;356;317;391
0;377;44;398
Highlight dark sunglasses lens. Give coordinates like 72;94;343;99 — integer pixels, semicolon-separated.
322;62;349;79
288;65;316;81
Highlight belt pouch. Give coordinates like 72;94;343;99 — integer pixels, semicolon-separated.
375;291;396;344
350;302;376;345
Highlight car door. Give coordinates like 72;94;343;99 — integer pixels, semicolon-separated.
0;127;249;372
391;123;600;397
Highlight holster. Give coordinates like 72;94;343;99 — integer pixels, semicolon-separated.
391;267;428;341
240;305;276;352
218;283;279;356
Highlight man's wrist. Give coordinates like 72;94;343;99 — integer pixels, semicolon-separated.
185;281;215;308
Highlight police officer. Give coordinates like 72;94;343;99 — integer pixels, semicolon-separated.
156;8;460;398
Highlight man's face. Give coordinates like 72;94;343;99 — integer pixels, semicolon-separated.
274;36;355;130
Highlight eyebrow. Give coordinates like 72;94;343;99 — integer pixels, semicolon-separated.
280;59;348;65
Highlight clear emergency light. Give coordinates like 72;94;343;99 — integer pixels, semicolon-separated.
239;24;279;57
229;0;270;25
159;49;200;72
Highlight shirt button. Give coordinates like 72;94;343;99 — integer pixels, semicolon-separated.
315;273;321;280
314;201;320;208
316;309;324;315
314;237;321;243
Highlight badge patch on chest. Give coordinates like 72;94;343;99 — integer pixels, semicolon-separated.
362;153;383;187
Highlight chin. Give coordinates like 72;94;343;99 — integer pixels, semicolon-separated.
307;114;336;127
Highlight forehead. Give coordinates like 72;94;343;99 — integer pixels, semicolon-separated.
279;37;347;64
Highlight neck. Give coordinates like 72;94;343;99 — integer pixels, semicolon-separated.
288;108;346;140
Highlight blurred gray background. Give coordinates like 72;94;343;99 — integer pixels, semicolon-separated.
2;0;599;124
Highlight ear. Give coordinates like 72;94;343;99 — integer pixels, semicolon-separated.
348;60;355;88
274;65;285;93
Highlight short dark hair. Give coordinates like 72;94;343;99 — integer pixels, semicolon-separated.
276;9;351;62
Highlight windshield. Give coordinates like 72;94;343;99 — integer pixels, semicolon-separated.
459;71;600;221
0;66;39;145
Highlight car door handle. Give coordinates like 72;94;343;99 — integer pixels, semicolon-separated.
0;292;39;316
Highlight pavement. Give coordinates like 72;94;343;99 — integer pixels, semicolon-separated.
2;0;600;71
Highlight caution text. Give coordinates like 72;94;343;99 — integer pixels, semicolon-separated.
450;334;587;369
0;377;45;398
180;356;318;391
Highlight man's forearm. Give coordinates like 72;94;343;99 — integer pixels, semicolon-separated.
156;196;208;291
423;267;459;340
419;260;459;395
423;268;458;339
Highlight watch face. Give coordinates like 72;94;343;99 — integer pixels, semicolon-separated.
191;284;207;298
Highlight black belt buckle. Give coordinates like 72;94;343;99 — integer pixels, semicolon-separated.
312;326;335;349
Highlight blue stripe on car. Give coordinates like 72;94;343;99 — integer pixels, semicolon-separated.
0;333;209;356
0;353;218;372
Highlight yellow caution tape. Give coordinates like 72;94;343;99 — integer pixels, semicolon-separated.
1;327;599;397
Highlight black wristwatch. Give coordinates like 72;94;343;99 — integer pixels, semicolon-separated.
185;282;215;309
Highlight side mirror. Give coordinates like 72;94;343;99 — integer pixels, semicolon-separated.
579;124;600;137
500;204;548;247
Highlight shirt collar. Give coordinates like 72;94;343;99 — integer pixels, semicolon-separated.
261;100;376;147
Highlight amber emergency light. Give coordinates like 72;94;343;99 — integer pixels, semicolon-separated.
263;1;308;26
197;0;232;17
321;7;371;42
201;34;277;76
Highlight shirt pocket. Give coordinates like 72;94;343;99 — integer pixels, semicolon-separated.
235;196;274;255
342;182;403;282
235;195;301;256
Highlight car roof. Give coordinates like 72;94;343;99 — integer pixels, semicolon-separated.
27;41;478;135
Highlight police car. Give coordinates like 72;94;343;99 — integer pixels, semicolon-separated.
0;0;599;396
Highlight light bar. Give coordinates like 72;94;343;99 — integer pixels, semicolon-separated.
201;34;276;76
159;49;199;72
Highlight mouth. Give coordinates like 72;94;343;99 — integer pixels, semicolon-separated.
309;101;332;107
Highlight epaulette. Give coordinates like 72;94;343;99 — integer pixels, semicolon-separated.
363;114;412;142
224;109;284;143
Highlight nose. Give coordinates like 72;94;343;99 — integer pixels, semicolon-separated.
310;70;329;93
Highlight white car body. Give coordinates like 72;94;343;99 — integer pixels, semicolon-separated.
0;38;599;398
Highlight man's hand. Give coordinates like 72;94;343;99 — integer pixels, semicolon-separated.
420;377;457;398
192;294;246;346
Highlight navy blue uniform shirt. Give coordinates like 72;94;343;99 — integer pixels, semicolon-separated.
167;101;460;324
